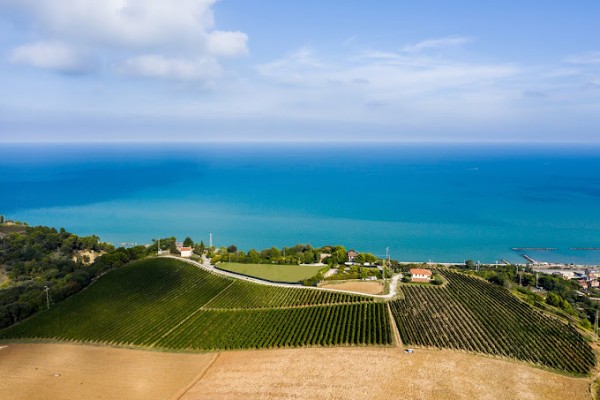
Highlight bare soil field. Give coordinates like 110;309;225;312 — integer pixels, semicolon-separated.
319;280;384;295
0;343;215;400
0;343;592;400
183;347;591;400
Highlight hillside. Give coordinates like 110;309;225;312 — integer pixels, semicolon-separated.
391;270;596;374
1;258;595;374
0;225;120;328
0;258;390;349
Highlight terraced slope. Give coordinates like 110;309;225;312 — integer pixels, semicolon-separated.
0;258;390;349
390;270;596;374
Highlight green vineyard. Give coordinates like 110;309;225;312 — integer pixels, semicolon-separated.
390;270;596;374
0;258;595;374
157;303;389;350
0;258;391;349
206;279;373;309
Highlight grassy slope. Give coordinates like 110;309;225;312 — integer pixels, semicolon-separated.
217;262;324;282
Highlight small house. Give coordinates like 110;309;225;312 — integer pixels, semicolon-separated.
410;268;432;283
179;247;193;258
347;251;359;262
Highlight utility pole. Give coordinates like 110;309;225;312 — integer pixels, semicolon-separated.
157;238;160;255
594;310;599;341
536;272;539;289
209;233;213;248
44;286;50;310
515;265;521;286
385;247;390;288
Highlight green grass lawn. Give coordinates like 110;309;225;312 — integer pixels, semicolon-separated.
217;262;325;283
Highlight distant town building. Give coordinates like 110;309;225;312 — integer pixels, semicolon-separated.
576;278;589;290
585;269;599;280
552;271;575;280
410;268;432;283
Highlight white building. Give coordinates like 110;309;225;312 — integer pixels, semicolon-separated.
410;268;432;283
180;247;193;258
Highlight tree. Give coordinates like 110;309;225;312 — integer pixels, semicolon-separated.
546;292;562;308
247;249;260;263
269;246;281;259
183;236;194;247
194;240;205;255
227;244;238;254
169;241;179;255
0;215;4;224
355;253;378;264
465;259;475;269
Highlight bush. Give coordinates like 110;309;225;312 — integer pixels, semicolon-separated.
580;318;592;330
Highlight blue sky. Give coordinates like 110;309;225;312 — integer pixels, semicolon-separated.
0;0;599;142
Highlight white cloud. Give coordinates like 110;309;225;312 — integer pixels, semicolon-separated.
206;31;249;57
401;36;471;53
4;0;248;81
250;44;528;131
11;0;216;50
257;46;516;95
121;55;222;81
9;41;90;73
256;47;327;83
565;51;600;65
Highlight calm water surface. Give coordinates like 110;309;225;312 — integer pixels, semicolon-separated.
1;143;600;264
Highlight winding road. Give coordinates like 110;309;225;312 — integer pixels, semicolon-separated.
161;255;402;299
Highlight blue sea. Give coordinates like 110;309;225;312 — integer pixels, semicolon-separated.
1;143;600;265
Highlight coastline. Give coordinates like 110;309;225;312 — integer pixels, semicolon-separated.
3;143;600;266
